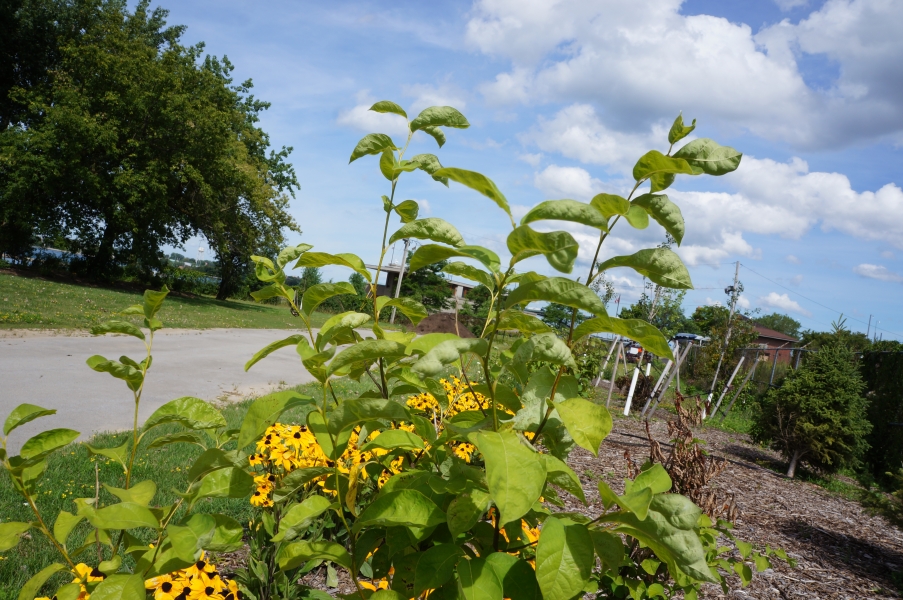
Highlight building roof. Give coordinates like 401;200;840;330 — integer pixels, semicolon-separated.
752;323;799;343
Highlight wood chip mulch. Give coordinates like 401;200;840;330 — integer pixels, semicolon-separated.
563;415;903;599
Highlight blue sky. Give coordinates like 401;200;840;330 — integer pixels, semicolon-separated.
158;0;903;340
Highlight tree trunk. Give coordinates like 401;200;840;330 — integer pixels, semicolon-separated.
786;449;803;478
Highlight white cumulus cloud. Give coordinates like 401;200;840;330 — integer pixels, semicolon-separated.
758;292;812;316
533;165;603;199
853;263;903;283
467;0;903;149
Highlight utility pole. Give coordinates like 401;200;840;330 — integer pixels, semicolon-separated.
708;261;741;405
389;238;411;325
866;314;872;339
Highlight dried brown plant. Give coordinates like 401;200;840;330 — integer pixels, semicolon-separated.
627;392;738;521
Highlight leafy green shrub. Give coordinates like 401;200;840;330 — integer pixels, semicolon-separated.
752;343;871;478
1;104;770;600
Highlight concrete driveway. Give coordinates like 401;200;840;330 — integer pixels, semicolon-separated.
0;328;318;453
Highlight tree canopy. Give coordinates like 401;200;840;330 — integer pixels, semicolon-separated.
755;312;801;338
0;0;299;298
752;343;871;478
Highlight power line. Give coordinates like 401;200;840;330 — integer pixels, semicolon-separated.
739;263;902;338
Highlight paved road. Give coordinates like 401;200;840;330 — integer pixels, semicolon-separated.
0;329;318;453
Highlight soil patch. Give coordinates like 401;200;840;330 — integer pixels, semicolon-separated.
414;312;476;338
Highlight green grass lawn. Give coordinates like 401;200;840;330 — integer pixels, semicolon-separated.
0;378;376;599
0;272;331;330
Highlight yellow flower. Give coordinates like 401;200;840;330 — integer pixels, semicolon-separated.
360;579;389;591
224;579;242;600
188;574;226;600
184;556;218;581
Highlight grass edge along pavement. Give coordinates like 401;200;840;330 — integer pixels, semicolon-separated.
0;378;374;598
0;272;348;330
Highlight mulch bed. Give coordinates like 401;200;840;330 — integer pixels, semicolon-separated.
565;416;903;599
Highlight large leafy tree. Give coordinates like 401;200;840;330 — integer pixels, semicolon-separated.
0;0;298;298
755;312;801;338
400;258;454;314
752;343;871;478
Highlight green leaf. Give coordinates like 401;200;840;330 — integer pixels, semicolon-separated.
650;171;676;193
294;251;372;282
90;502;159;530
167;514;215;562
411;106;470;132
421;126;447;149
631;193;685;245
484;553;541;600
20;428;79;461
598;480;653;519
85;439;130;470
359;429;424;452
602;494;715;583
250;283;292;303
370;100;407;119
624;204;649;229
507;226;579;273
552;397;612;457
734;561;752;587
632;150;696;182
143;287;169;320
672;138;742;176
103;480;156;506
590;193;630;219
471;430;546;525
53;511;83;545
188;468;255;506
394;199;419;223
350;133;397;163
625;464;672;496
279;539;352;571
86;355;143;391
381;297;429;327
668;113;696;144
535;517;595;600
408;244;501;273
432;168;511;219
143;397;227;432
596;248;692;290
389;218;465;248
307;411;352;461
237;390;314;449
520;199;608;231
572;315;673;359
88;574;145;600
4;403;56;436
442;262;495;290
245;334;307;371
410;153;448;184
90;320;145;340
447;489;492;538
510;332;576;372
496;310;553;335
458;557;504;600
0;522;30;551
302;282;357;317
273;466;334;503
411;338;489;378
147;431;207;450
589;530;625;571
18;563;65;600
271;496;334;542
320;312;372;339
411;544;464;596
326;397;410;436
406;333;461;356
352;489;445;533
505;277;608;317
205;514;244;552
277;243;314;268
327;339;408;376
542;454;587;504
